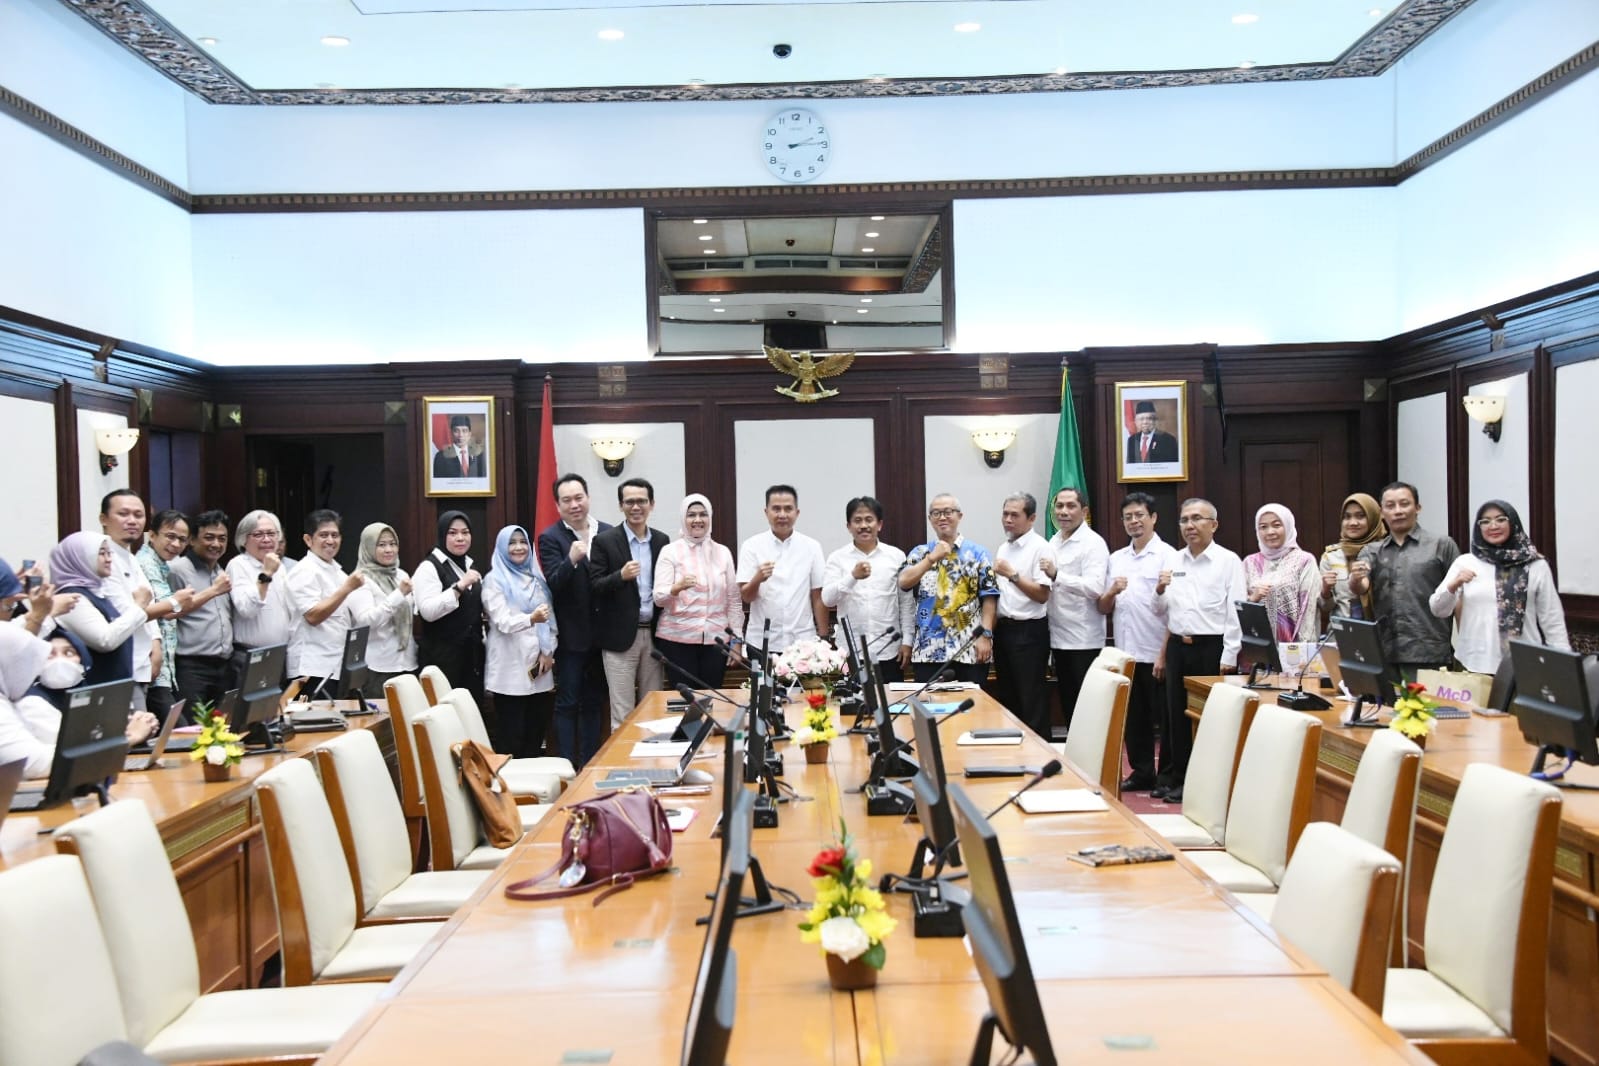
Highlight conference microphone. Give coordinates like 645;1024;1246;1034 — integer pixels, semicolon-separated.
895;628;983;706
1278;627;1336;711
721;628;768;665
650;647;744;708
866;698;974;787
983;758;1063;820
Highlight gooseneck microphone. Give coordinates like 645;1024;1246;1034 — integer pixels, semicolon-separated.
898;628;984;705
983;758;1064;820
871;698;975;770
1277;627;1336;711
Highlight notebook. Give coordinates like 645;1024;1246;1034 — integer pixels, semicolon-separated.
1014;790;1109;814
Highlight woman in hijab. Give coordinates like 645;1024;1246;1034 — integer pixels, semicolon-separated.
482;525;557;758
1319;493;1387;623
47;532;151;687
348;523;418;697
0;626;156;777
1430;500;1568;674
413;510;485;702
653;494;742;689
1243;503;1319;642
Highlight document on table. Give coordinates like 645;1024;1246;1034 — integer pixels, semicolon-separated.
636;718;679;736
630;740;689;759
956;731;1024;747
1014;789;1110;814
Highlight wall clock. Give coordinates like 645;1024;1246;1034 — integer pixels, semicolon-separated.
762;109;831;183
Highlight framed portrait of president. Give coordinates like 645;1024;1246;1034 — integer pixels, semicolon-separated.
1115;381;1187;483
423;396;494;497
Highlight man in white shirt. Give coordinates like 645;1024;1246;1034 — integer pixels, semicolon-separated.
738;484;827;654
100;489;182;711
992;493;1053;738
821;496;912;681
227;509;294;671
1153;497;1246;802
284;509;364;693
1096;492;1175;793
1039;487;1108;737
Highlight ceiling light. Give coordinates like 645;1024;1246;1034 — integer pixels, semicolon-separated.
321;35;350;47
692;218;708;224
954;21;981;33
699;235;713;241
687;79;706;87
314;82;335;89
857;309;869;314
1231;13;1259;25
708;297;721;303
1237;60;1256;69
860;298;873;303
598;28;624;40
197;36;218;46
713;308;726;313
870;215;885;221
1368;7;1385;15
865;231;879;238
866;76;887;83
704;249;716;254
861;247;875;253
1053;66;1068;75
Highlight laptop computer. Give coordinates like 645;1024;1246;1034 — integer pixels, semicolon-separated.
125;698;188;770
597;716;717;789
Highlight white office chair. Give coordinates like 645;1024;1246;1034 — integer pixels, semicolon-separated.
1269;821;1400;1014
1138;684;1259;848
256;758;445;985
0;855;128;1066
1061;668;1131;797
1188;704;1321;893
414;702;548;871
1382;764;1561;1063
1339;729;1421;961
316;729;491;920
383;673;435;865
443;687;571;801
1091;645;1137;679
53;799;383;1061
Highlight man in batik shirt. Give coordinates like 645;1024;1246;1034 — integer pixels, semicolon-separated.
898;493;999;684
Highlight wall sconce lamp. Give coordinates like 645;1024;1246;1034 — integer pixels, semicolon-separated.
591;437;636;477
95;427;140;475
971;428;1017;469
1461;395;1505;442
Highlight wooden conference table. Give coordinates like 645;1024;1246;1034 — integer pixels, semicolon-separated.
317;689;1428;1066
1186;675;1599;1066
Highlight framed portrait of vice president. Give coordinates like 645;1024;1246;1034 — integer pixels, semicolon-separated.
424;396;494;497
1115;381;1187;483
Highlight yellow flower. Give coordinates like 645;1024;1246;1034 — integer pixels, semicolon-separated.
856;909;897;944
1391;716;1429;739
854;858;873;882
852;885;885;912
813;881;845;910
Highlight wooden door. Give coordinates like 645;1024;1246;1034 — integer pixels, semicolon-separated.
1212;413;1354;554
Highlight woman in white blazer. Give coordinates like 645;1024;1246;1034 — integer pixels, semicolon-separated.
482;525;557;757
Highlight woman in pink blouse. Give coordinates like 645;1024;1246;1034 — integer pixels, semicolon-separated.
652;494;742;689
1243;503;1320;642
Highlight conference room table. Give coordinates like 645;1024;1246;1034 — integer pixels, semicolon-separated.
1185;675;1599;1066
315;686;1429;1065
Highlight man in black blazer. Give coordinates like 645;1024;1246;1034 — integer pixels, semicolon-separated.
537;473;611;768
1125;401;1180;465
432;415;486;479
589;477;670;730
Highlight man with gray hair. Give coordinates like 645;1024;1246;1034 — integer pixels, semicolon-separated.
898;493;998;684
992;492;1053;737
1152;497;1246;802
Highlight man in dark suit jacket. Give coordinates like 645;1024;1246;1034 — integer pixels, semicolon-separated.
537;473;611;768
432;415;486;479
1125;401;1180;465
589;477;670;730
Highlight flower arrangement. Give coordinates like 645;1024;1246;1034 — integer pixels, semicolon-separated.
792;692;839;748
799;820;896;970
772;638;850;687
1389;681;1439;741
190;709;246;769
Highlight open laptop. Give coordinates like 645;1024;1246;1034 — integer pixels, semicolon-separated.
597;716;717;789
125;698;188;771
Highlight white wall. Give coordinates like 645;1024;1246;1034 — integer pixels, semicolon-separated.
1555;358;1599;594
1465;373;1530;523
550;422;686;529
76;410;130;535
733;419;872;554
0;396;58;569
921;413;1056;553
1396;392;1449;527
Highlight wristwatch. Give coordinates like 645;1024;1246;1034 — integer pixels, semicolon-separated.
166;597;182;615
257;573;273;585
978;628;994;639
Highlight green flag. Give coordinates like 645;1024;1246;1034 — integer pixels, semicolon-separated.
1044;367;1089;538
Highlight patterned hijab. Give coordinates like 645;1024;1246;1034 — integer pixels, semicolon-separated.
488;525;552;616
48;532;110;595
1253;504;1300;562
1471;500;1541;643
357;523;413;651
679;494;714;546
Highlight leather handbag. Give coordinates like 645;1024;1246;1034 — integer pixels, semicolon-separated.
504;789;673;905
453;739;522;850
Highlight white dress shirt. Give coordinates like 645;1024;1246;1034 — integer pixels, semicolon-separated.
482;578;557;697
821;541;909;651
1158;540;1248;668
347;573;419;674
412;550;474;623
104;542;158;682
1106;535;1178;662
285;555;355;678
226;553;293;647
995;529;1053;622
1045;524;1109;649
1428;554;1570;673
736;530;825;653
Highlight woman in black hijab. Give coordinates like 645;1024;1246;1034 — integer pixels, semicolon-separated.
413;510;486;702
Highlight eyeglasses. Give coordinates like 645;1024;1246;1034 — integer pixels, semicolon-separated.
621;498;651;508
1178;515;1214;525
1477;516;1511;528
247;530;279;541
157;531;188;545
929;508;961;519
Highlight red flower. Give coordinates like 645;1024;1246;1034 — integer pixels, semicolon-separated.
1405;682;1427;695
808;847;846;878
806;692;827;710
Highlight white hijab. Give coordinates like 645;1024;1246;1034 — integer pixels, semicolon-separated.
0;625;50;703
679;494;714;547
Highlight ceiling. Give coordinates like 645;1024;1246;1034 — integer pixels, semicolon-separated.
65;0;1475;104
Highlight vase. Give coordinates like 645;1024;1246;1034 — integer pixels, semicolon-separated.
804;741;831;765
201;761;234;783
825;952;878;991
1413;732;1429;751
800;676;832;698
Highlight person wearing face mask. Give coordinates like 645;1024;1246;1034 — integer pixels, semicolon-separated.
347;523;418;697
0;628;157;778
654;494;742;691
414;510;485;704
1348;481;1460;674
482;526;557;758
47;532;151;688
1243;504;1319;643
1318;493;1386;623
1429;500;1568;674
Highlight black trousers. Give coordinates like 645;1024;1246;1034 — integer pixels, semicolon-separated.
912;660;988;685
175;654;232;722
419;637;485;707
1051;647;1100;735
655;639;729;691
1125;660;1169;781
1163;634;1223;785
491;691;555;758
993;618;1051;738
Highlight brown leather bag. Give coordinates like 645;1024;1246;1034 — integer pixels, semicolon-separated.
452;740;522;850
504;790;673;905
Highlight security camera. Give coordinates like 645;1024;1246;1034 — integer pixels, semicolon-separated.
772;43;792;58
786;310;797;318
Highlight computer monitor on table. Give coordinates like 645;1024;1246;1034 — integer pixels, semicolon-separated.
231;643;288;747
681;789;752;1066
905;698;960;880
948;783;1057;1066
1328;617;1393;727
335;625;370;700
1235;601;1283;688
9;680;134;811
1508;639;1599;782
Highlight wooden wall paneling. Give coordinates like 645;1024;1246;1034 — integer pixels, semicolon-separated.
54;383;79;540
1456;345;1537;549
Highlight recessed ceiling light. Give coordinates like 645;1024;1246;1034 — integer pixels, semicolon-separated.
598;28;624;40
1053;66;1068;75
870;215;885;221
708;297;721;303
954;21;981;33
1237;60;1256;69
864;231;880;238
320;35;350;47
704;249;716;254
861;298;873;303
197;36;218;46
714;308;726;313
699;235;714;241
692;218;708;224
1369;7;1385;16
857;309;869;314
861;247;875;253
1231;13;1259;25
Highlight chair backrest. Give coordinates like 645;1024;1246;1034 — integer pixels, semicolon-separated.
256;758;361;984
1423;763;1561;1051
53;800;201;1047
1180;684;1260;844
414;703;511;869
0;855;128;1066
1091;646;1137;679
1062;669;1131;794
385;673;431;819
1341;729;1422;866
1222;704;1322;885
445;688;495;750
1270;821;1400;1013
418;664;451;706
316;729;415;917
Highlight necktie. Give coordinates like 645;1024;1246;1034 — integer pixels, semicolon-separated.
1140;435;1150;462
460;451;469;476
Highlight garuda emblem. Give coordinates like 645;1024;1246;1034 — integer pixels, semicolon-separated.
764;345;856;403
